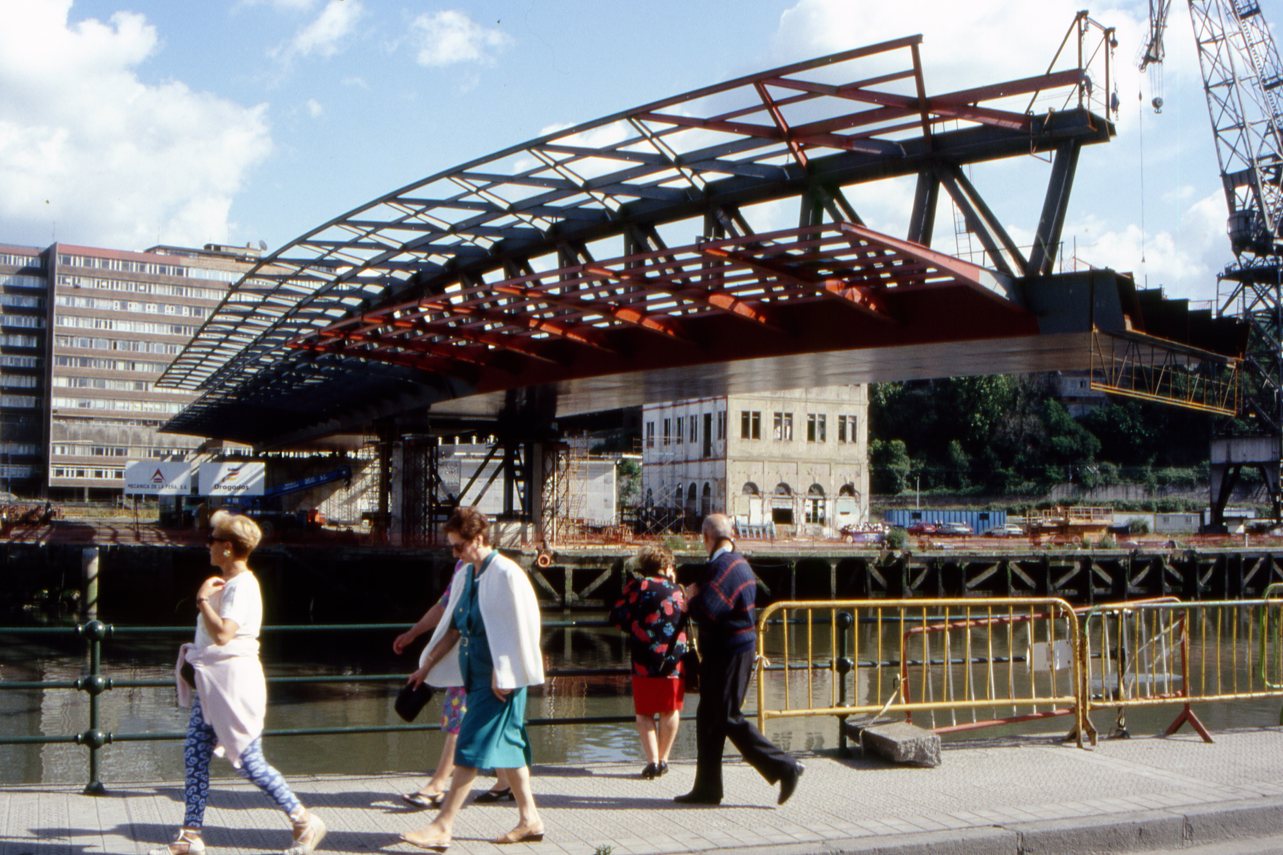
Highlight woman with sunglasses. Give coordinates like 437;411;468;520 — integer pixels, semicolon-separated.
148;510;326;855
401;506;545;851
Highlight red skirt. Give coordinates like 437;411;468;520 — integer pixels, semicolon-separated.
632;675;685;715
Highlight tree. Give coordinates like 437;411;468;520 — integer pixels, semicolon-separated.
870;438;911;494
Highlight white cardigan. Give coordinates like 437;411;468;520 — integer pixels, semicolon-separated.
419;551;544;690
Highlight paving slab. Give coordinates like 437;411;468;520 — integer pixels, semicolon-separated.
4;728;1283;853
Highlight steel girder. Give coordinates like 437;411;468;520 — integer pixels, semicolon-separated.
160;35;1114;444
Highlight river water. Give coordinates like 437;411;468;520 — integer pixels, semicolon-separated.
2;615;1280;787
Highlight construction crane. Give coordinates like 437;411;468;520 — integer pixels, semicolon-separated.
1141;0;1283;525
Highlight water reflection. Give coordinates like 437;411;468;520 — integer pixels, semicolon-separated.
3;616;1279;787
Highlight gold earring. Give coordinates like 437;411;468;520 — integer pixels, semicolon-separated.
223;549;231;558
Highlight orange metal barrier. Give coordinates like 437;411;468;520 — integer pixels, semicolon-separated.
755;598;1089;747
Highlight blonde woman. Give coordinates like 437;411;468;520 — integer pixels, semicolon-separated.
149;510;326;855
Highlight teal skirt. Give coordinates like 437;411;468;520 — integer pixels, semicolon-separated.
454;684;530;770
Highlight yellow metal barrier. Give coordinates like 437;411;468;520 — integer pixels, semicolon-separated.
755;598;1090;748
1081;596;1283;742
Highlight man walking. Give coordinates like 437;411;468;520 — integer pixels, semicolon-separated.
675;513;804;806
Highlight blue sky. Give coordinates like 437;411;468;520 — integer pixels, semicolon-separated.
1;0;1267;303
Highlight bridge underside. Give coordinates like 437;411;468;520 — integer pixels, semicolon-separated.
158;30;1243;450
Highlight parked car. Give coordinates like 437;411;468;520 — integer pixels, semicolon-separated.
937;522;973;536
985;524;1026;537
906;522;937;535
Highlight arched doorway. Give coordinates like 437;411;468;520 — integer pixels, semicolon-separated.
805;483;826;525
741;481;763;524
701;482;712;518
771;482;794;525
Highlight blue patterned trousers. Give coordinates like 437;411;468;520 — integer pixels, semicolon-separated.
183;694;301;828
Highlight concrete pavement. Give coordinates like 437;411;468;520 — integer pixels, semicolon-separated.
5;727;1283;854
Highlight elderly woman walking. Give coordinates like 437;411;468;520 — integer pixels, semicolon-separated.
148;510;326;855
609;544;688;779
401;507;545;851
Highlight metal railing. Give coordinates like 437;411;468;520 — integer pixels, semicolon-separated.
754;598;1089;748
0;617;644;794
1081;594;1283;742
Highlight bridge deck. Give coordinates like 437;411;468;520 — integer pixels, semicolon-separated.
5;728;1283;854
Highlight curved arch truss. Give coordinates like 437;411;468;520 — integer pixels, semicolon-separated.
159;32;1130;444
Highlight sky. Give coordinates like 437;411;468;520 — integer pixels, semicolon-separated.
0;0;1267;303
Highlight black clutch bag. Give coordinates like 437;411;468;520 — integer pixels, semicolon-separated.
395;681;436;722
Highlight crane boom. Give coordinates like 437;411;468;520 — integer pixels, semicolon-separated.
1143;0;1283;524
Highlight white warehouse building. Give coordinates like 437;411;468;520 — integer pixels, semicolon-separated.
641;385;870;535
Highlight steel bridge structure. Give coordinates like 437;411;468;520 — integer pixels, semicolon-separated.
158;24;1245;540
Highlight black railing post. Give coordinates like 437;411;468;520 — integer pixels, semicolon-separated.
75;620;112;795
836;610;855;755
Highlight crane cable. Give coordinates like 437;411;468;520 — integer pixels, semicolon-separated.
1138;86;1148;269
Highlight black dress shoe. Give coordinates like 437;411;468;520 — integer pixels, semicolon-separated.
674;790;721;805
777;762;805;805
473;787;515;804
657;761;669;777
641;762;659;779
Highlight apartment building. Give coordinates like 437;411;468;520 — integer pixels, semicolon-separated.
0;245;50;497
0;240;265;500
641;385;869;534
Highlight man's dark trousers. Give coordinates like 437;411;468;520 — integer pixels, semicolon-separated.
692;644;795;799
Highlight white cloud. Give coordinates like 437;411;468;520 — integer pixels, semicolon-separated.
305;98;323;118
410;10;512;68
0;0;272;250
277;0;363;61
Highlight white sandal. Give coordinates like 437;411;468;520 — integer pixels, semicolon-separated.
284;809;327;854
147;828;205;855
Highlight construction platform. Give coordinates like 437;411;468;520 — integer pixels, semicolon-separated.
4;727;1283;854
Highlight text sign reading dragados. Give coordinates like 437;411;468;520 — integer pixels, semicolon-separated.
198;462;266;496
123;461;193;496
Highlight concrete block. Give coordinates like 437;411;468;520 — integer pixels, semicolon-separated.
1182;797;1283;845
846;720;942;767
1013;809;1186;854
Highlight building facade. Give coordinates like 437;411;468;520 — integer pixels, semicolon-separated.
641;385;870;535
0;240;265;501
0;245;50;497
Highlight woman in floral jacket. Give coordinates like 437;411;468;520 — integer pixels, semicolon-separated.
609;544;689;779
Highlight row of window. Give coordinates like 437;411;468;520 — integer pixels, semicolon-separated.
0;375;38;388
0;314;43;328
51;466;123;480
0;442;39;456
51;444;192;458
0;273;47;289
739;411;859;443
54;294;209;318
0;464;35;478
51;396;185;414
0;394;37;408
644;412;728;450
0;354;39;368
0;333;39;348
56;315;199;337
58;255;244;285
52;376;189;396
58;254;190;279
0;253;42;270
54;354;170;373
0;292;42;308
58;273;226;301
56;335;183;355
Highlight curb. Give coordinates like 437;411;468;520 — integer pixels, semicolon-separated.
693;796;1283;854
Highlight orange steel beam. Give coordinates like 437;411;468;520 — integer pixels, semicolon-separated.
754;80;809;170
497;274;693;343
583;261;787;332
698;245;898;322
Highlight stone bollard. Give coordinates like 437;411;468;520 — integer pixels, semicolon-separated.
844;720;941;767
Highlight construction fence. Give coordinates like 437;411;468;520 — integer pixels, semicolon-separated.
754;590;1283;748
